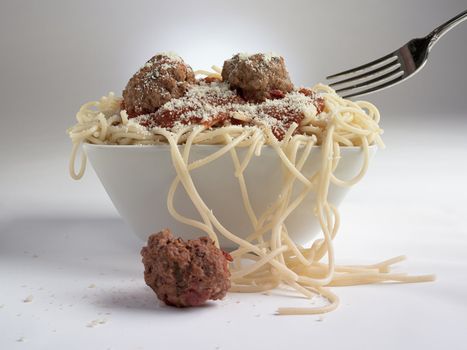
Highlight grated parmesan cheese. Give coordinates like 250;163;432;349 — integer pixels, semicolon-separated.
135;80;324;140
236;52;280;63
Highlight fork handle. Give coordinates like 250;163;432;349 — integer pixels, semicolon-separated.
427;9;467;50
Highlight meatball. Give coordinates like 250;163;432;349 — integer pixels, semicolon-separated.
141;229;232;307
221;53;294;102
123;53;196;117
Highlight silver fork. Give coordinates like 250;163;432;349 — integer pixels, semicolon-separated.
326;9;467;98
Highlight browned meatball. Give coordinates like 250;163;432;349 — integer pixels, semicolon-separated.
123;53;196;117
221;53;294;102
141;229;232;307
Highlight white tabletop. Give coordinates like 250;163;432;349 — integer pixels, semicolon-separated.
1;118;467;350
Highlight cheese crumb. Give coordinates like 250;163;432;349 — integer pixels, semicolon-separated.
86;318;108;328
23;295;33;303
158;51;182;62
236;52;280;63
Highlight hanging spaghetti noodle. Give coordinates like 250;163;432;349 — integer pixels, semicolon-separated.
67;52;435;315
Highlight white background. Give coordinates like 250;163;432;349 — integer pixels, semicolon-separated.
1;0;467;349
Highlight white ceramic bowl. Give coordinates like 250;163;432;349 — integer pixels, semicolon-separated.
84;143;376;249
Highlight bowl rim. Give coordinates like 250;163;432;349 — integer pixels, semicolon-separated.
83;142;377;151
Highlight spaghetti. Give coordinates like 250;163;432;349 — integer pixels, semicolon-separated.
68;71;435;315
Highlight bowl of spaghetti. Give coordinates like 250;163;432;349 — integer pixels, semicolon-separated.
69;76;381;250
68;52;433;315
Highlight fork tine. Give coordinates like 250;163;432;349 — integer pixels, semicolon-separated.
335;70;404;94
329;61;401;87
341;74;406;99
326;53;398;80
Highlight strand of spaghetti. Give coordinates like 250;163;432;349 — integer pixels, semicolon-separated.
69;125;98;140
189;125;246;144
277;155;332;265
255;137;264;156
282;142;337;264
193;69;215;75
194;69;222;79
350;114;380;133
225;134;260;229
277;287;339;315
251;134;316;246
328;273;436;287
120;110;129;125
269;144;299;261
244;221;275;244
109;132;153;141
86;136;105;144
234;269;278;280
289;256;382;272
332;134;354;146
284;135;301;170
96;113;108;141
174;134;217;236
76;101;99;122
234;275;280;285
160;127;218;243
334;119;374;136
69;142;87;180
166;177;217;236
249;190;304;245
230;282;279;293
332;272;409;280
272;157;313;226
355;101;381;123
265;128;312;187
283;280;315;299
206;208;299;281
282;229;312;267
239;135;311;241
269;132;315;263
180;145;301;281
331;142;341;172
231;246;289;279
330;137;369;187
317;124;335;203
279;139;318;263
290;263;377;276
312;203;339;262
211;65;222;74
296;205;335;286
347;255;407;273
371;255;407;268
236;130;262;176
297;136;316;171
183;126;205;162
187;131;251;171
296;123;337;287
337;106;379;121
282;122;299;145
67;122;97;133
157;127;300;281
118;138;132;145
271;186;300;264
229;242;271;259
